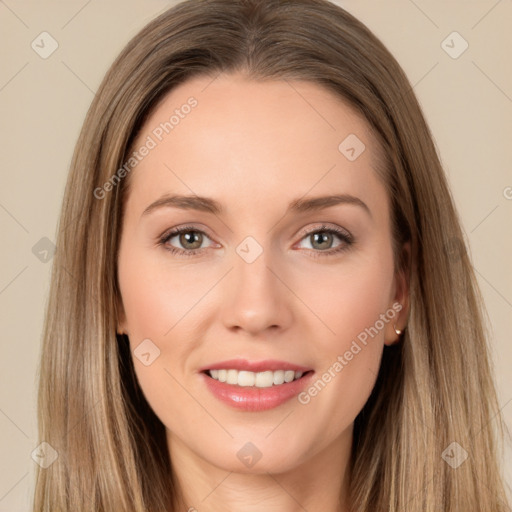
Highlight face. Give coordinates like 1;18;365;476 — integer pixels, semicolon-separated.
117;72;408;475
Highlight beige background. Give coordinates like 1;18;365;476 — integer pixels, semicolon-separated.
1;0;511;509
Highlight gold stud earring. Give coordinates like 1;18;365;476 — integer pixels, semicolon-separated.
394;324;403;336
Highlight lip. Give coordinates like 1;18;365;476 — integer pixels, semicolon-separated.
199;358;313;373
199;359;315;412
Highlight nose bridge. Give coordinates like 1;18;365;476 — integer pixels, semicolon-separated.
235;242;274;294
221;237;292;334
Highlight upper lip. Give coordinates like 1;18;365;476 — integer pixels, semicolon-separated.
199;359;313;373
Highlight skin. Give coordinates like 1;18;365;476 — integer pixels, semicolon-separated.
117;72;409;512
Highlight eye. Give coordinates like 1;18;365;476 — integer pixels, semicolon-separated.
295;225;353;255
158;224;353;257
159;226;218;256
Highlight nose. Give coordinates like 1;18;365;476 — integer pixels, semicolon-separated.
220;245;294;336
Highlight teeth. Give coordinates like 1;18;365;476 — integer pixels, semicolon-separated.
227;369;238;385
208;369;305;388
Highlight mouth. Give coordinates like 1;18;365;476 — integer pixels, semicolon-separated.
199;359;315;411
203;368;313;388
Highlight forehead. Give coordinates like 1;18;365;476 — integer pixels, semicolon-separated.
126;72;386;214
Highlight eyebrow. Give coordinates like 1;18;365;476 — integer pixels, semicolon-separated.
142;193;371;218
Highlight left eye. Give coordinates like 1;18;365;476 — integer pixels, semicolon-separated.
296;229;348;251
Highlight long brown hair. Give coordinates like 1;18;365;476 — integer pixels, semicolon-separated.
34;0;510;510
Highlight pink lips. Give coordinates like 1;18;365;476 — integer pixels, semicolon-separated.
199;359;314;412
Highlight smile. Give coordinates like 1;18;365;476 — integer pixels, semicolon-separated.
207;369;306;388
200;359;315;411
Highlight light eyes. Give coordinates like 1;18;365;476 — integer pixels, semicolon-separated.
159;224;354;258
168;230;211;251
296;230;345;251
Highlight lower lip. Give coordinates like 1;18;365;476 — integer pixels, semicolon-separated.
201;371;315;411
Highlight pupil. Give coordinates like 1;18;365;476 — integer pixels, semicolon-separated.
180;231;202;249
312;232;332;250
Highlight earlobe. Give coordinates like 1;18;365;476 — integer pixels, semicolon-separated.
384;317;405;346
384;309;407;346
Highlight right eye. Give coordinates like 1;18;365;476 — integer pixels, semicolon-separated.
159;226;219;256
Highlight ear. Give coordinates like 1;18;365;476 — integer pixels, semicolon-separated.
384;241;410;346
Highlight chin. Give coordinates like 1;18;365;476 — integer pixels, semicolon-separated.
194;434;314;475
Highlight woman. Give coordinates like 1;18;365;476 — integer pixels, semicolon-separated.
34;0;510;510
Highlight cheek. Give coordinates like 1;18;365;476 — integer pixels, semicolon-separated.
301;245;395;355
294;246;395;433
117;243;230;407
116;247;210;426
117;248;220;342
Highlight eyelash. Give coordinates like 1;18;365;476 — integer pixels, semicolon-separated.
158;224;354;258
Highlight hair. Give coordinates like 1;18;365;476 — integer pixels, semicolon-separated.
34;0;510;510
